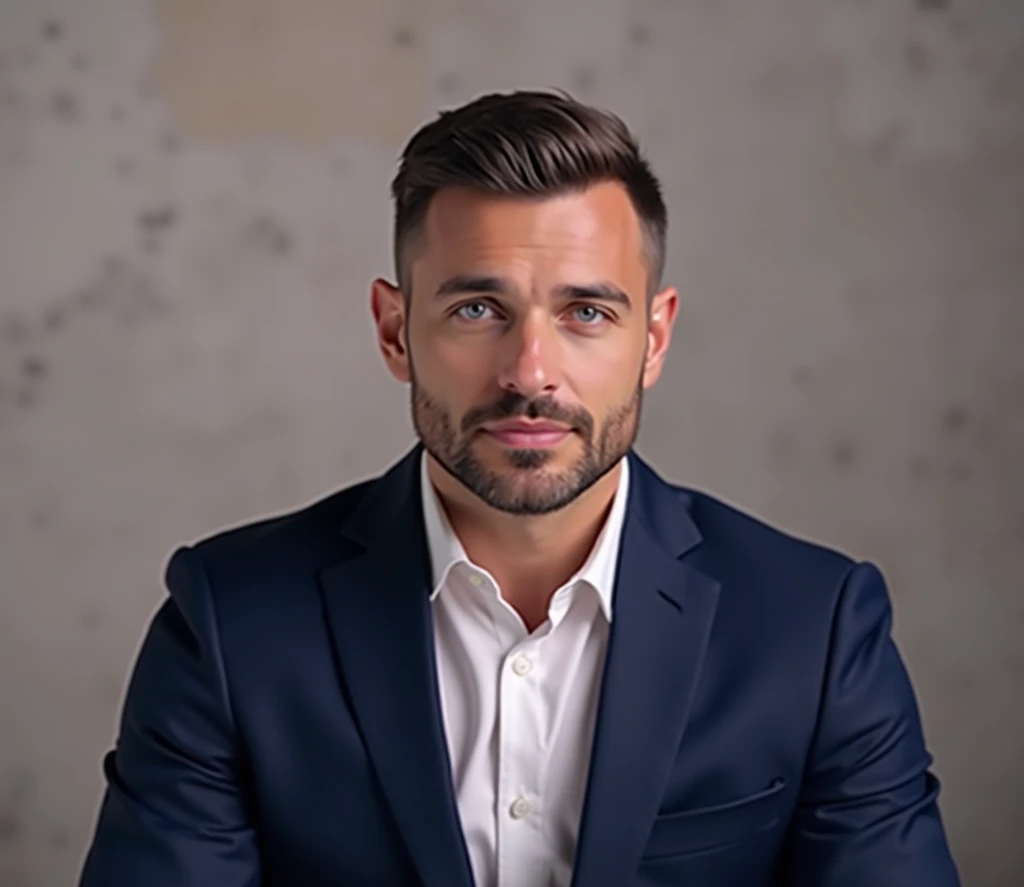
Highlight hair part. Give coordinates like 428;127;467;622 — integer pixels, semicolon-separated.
390;90;667;299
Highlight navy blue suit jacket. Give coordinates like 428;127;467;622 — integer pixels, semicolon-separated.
80;446;960;886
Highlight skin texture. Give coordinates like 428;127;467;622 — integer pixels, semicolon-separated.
372;181;678;629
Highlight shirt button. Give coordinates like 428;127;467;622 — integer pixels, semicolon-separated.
511;655;533;677
509;797;531;819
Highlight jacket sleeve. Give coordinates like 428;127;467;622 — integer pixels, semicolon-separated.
778;561;961;886
79;546;260;887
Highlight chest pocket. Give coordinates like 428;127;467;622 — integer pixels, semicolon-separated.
643;777;787;860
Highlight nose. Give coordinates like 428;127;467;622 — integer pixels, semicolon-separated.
496;311;561;398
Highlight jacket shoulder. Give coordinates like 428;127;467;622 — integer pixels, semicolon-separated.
175;474;379;587
661;478;861;609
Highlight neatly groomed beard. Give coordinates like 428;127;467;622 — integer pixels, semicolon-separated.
411;374;643;515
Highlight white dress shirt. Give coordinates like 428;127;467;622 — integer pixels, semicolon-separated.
421;453;631;887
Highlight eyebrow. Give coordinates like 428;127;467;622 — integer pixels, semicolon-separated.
434;275;634;310
434;274;512;299
554;282;633;310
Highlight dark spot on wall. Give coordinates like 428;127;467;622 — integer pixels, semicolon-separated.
964;50;987;74
139;205;177;232
3;145;26;167
943;663;978;701
829;439;857;468
917;0;949;11
21;356;46;380
629;23;652;46
392;26;416;48
241;156;267;187
768;425;797;467
909;454;931;479
0;812;21;843
437;72;459;95
27;501;56;532
0;315;31;345
43;20;64;41
115;268;166;323
949;17;970;37
114;157;135;177
572;67;596;94
52;89;78;121
8;772;33;806
77;282;106;309
102;256;126;277
941;405;968;434
79;606;103;632
42;305;66;331
115;303;142;327
160;132;181;153
96;676;123;706
904;42;933;78
985;68;1018;104
872;122;906;159
1011;511;1024;547
250;217;293;256
1;88;23;110
947;459;970;481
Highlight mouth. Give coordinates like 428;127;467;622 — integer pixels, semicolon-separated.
481;420;572;449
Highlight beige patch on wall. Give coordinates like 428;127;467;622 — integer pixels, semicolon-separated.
151;0;425;143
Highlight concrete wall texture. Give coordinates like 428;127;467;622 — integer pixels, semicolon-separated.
0;0;1021;884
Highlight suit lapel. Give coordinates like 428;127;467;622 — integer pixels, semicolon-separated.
318;447;717;887
319;446;475;887
571;453;721;887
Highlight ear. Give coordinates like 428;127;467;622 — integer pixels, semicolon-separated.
370;278;411;383
642;285;679;390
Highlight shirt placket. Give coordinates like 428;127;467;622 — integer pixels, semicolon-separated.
495;628;549;887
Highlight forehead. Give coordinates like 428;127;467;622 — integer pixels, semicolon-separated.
414;182;647;291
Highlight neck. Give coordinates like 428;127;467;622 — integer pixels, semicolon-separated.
426;453;623;603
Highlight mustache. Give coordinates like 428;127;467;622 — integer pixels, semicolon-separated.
461;391;594;437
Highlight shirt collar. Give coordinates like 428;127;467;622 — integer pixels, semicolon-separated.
420;451;630;623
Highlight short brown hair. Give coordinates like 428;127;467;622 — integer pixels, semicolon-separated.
390;90;667;297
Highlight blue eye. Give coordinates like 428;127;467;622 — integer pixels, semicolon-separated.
456;302;493;321
573;305;606;324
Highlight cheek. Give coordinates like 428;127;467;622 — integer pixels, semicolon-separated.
434;343;491;387
411;333;496;397
565;337;644;393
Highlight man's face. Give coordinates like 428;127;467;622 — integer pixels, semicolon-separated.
373;181;677;515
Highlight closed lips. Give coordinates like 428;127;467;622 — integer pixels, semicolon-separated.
485;421;568;433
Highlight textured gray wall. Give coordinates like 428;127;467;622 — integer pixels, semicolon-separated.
1;1;1022;884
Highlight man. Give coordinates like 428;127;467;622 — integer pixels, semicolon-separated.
80;90;960;886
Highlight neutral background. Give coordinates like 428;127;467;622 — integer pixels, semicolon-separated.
1;0;1021;884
